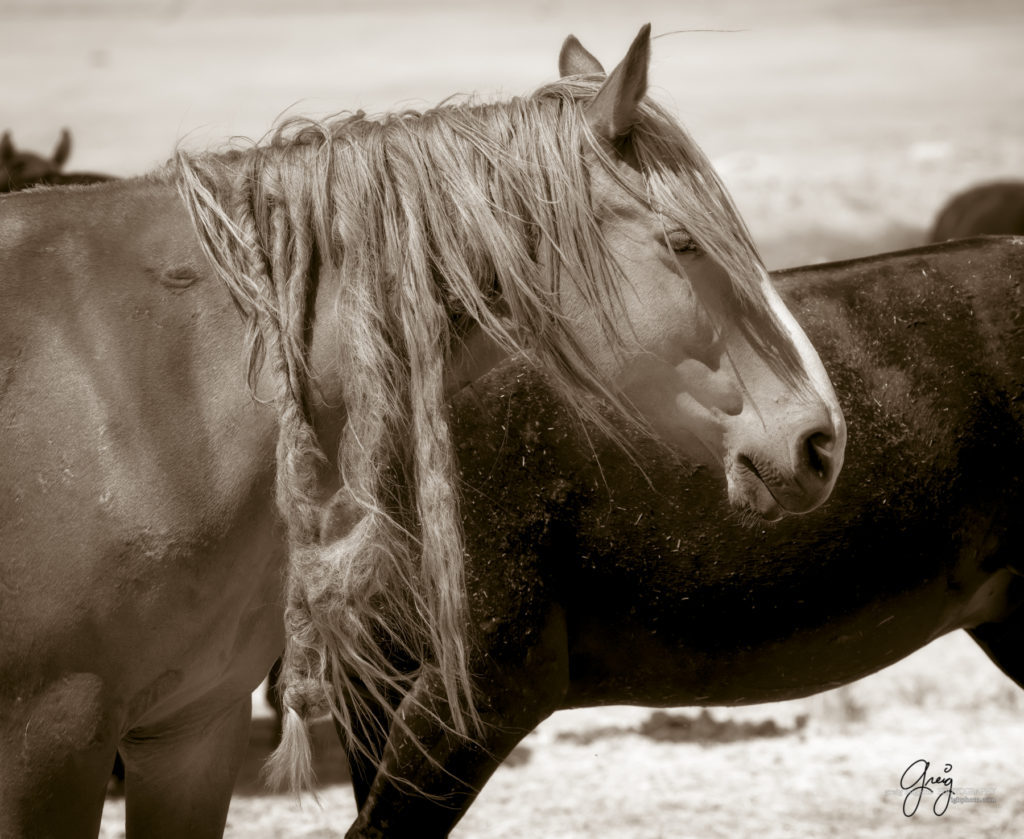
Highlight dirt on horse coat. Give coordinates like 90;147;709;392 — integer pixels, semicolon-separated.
0;27;844;838
342;237;1024;837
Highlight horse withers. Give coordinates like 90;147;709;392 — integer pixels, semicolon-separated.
0;26;842;838
341;236;1024;837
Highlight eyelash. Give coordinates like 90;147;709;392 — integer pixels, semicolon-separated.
666;231;698;253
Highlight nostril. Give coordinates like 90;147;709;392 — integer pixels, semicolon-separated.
804;432;833;480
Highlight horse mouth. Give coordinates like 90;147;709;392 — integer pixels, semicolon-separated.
733;455;785;521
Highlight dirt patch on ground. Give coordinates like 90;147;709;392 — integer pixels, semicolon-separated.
98;633;1024;838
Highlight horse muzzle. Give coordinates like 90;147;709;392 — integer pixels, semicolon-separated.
729;411;846;520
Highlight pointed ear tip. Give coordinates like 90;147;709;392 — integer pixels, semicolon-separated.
559;34;605;77
623;24;652;61
627;23;651;42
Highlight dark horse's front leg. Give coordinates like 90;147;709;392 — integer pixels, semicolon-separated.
332;686;399;810
343;605;569;838
969;573;1024;689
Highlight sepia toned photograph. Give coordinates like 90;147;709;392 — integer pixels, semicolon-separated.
1;1;1023;837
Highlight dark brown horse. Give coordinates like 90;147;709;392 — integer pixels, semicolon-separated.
0;129;112;192
340;236;1024;837
929;180;1024;241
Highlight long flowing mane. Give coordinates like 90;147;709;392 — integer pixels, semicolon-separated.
173;75;797;788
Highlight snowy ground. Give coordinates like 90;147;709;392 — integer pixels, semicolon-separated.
4;1;1023;836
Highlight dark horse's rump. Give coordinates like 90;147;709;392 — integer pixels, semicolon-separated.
929;181;1024;242
344;236;1024;837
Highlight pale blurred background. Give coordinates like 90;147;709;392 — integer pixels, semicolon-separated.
4;1;1022;836
4;0;1023;268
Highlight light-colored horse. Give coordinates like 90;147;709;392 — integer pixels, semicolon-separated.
0;26;844;837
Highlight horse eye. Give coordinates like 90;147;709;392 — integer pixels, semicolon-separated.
667;231;698;253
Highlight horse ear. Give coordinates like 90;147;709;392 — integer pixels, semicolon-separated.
585;23;651;142
1;132;13;163
53;129;72;168
559;35;604;77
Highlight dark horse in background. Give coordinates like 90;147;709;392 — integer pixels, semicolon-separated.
338;237;1024;837
929;180;1024;241
0;129;113;192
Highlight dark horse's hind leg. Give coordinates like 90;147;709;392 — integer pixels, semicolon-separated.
968;575;1024;689
344;605;569;839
